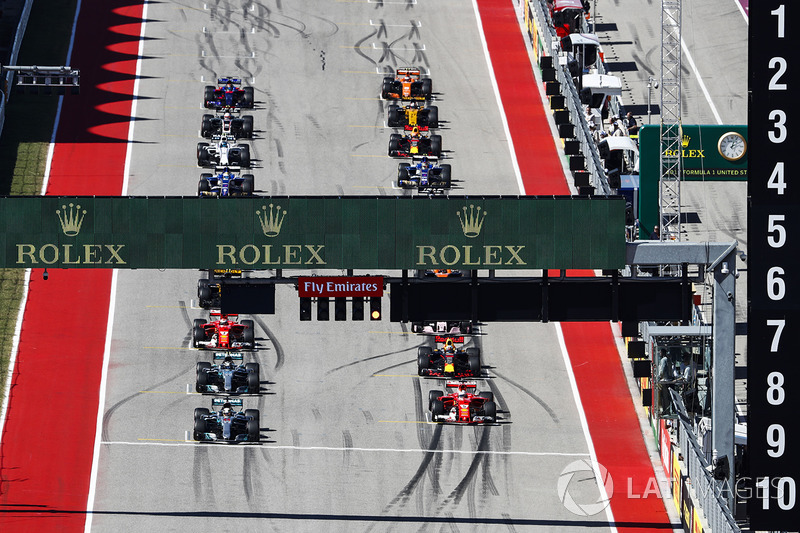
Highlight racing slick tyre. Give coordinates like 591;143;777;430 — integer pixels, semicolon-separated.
197;142;210;166
458;319;469;333
245;409;259;421
478;391;494;403
424;106;439;128
242;115;254;138
431;399;445;420
430;135;442;157
196;362;212;392
194;407;210;422
197;280;211;307
247;418;260;442
466;348;481;377
428;390;444;411
198;178;211;197
397;163;411;187
236;145;251;168
381;77;393;99
242;319;255;345
387;104;401;127
193;319;207;347
242;87;255;108
417;347;431;375
421;78;433;99
438;164;452;189
242;174;255;196
246;363;260;392
482;400;497;420
201;114;214;137
193;417;208;441
388;133;402;157
203;86;215;108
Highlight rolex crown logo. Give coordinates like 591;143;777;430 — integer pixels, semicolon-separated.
56;203;87;237
256;204;287;237
457;204;487;238
681;134;690;147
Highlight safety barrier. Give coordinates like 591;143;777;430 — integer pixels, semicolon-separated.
0;0;34;135
670;389;741;532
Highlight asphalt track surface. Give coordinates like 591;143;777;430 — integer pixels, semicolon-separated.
0;0;726;531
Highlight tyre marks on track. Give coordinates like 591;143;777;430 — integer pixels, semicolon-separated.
192;445;216;504
252;315;285;371
325;344;422;375
491;369;559;424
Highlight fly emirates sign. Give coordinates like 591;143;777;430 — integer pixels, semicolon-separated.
298;277;383;297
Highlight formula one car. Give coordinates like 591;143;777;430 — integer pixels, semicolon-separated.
196;353;260;394
428;381;496;424
193;397;260;443
198;168;255;197
387;101;439;129
197;138;251;168
204;77;255;109
411;320;473;334
396;157;451;192
197;269;245;309
192;312;255;350
425;269;462;278
388;127;442;158
201;111;254;139
418;337;481;378
381;67;432;101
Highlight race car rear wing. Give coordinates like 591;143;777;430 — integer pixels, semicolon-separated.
217;77;242;85
211;397;243;407
213;352;244;361
210;310;239;318
435;335;465;344
445;380;477;389
395;67;421;77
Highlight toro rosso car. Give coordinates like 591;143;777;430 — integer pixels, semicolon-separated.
203;77;255;109
428;381;496;424
387;101;439;130
201;111;253;139
197;138;251;168
193;312;255;350
396;157;451;192
381;67;432;101
196;353;260;394
388;127;442;158
418;337;481;378
193;397;260;443
198;168;255;197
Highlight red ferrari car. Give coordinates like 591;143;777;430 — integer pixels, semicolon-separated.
193;312;255;350
428;381;496;424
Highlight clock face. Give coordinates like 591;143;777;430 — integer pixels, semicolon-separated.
718;132;747;161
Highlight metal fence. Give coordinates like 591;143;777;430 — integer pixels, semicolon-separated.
525;0;614;195
671;388;741;533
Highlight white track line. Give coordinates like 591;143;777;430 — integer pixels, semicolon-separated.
84;3;149;532
470;0;524;195
680;37;722;125
102;440;591;457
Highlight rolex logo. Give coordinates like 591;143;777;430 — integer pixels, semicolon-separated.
256;204;287;237
681;134;690;147
56;203;87;236
457;204;486;238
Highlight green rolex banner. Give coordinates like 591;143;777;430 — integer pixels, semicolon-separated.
0;196;625;270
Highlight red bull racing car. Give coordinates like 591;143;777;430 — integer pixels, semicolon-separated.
428;381;496;424
193;312;255;350
388;127;442;158
417;337;481;378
